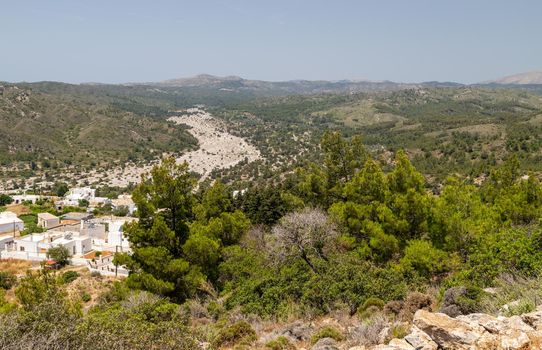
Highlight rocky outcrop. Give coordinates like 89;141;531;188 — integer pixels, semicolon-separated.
376;309;542;350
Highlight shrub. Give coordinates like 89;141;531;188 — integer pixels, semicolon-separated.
310;326;344;345
265;336;296;350
358;297;385;314
383;300;404;316
403;292;433;315
391;323;409;339
0;271;16;290
212;320;257;348
81;292;91;302
62;271;80;284
440;286;482;317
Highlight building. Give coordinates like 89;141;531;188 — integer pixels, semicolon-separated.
0;235;13;250
111;194;136;215
37;212;60;229
1;230;91;261
62;187;96;207
12;194;42;204
0;211;24;234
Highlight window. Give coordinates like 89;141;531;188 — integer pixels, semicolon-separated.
20;246;25;251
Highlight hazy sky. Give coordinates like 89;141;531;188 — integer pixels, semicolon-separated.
0;0;540;84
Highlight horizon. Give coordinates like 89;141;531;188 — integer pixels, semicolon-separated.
1;0;541;84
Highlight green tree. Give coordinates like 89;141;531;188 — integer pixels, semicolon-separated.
0;194;13;206
117;158;201;300
46;246;71;266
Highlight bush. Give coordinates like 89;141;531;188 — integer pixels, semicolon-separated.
212;320;257;348
391;323;409;339
403;292;433;315
265;336;296;350
358;297;385;314
81;292;91;302
439;286;482;317
0;271;16;290
310;326;344;345
383;300;404;316
62;271;79;284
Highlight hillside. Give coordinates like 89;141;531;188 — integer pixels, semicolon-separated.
485;70;542;85
0;84;197;182
213;86;542;185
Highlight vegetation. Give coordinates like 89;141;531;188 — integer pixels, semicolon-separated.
3;82;542;347
46;246;71;266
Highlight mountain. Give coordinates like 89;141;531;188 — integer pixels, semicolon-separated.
484;70;542;85
141;74;432;94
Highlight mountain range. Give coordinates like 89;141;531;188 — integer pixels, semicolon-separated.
483;70;542;85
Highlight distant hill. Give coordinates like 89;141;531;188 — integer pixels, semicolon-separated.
0;83;196;173
483;71;542;85
140;74;460;95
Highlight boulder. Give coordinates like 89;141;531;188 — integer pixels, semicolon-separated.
413;310;485;349
456;313;506;334
522;310;542;330
499;328;531;350
404;326;438;350
281;321;314;341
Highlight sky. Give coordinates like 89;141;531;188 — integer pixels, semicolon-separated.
0;0;540;84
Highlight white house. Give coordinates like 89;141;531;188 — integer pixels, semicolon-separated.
37;212;60;229
107;220;130;249
111;194;136;215
0;235;13;250
2;231;91;261
12;194;41;204
62;187;96;206
0;211;24;234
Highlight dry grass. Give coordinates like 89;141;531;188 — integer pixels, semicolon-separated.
0;259;33;275
4;204;31;216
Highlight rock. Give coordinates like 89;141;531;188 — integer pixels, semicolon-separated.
456;313;506;334
378;326;390;344
281;321;314;341
347;347;366;350
522;310;542;330
506;315;534;332
413;310;485;349
499;328;531;349
404;326;438;350
311;337;339;350
439;286;470;317
388;338;415;349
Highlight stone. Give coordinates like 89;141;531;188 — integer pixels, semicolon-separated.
456;313;506;334
521;310;542;330
404;326;438;350
281;321;314;341
311;337;339;350
506;315;534;332
499;328;531;349
413;310;485;349
388;338;415;349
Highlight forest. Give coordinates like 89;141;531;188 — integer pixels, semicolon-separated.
3;131;542;349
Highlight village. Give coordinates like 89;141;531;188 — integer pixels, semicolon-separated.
0;187;136;276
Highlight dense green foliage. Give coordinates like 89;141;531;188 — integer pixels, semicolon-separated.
0;270;199;350
105;132;542;321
